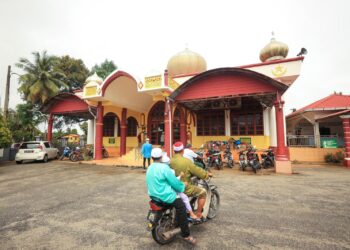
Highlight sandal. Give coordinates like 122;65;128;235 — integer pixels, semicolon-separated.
183;236;197;245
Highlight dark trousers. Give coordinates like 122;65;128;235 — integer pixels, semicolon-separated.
171;198;190;238
143;157;150;169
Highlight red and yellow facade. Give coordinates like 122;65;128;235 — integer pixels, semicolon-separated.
41;36;305;173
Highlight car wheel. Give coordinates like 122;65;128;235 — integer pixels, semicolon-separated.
43;155;48;163
16;161;22;164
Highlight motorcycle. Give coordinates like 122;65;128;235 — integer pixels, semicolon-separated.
60;146;72;160
146;177;220;245
207;149;223;170
239;146;261;173
69;146;108;162
261;149;275;168
194;150;207;170
238;150;248;170
223;146;234;168
246;147;261;173
69;147;85;162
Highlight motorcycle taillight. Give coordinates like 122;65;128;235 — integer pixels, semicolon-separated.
149;201;163;211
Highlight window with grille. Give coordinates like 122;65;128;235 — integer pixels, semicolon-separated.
197;110;225;136
230;111;263;135
127;117;138;136
103;113;120;137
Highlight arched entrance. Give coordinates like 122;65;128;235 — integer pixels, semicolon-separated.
148;101;165;145
103;112;120;137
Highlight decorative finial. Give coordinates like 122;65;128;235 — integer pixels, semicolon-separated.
271;31;275;41
185;43;189;49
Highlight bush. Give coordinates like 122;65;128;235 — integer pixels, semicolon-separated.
0;118;12;148
324;151;344;164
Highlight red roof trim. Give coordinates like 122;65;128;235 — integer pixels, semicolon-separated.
169;67;288;101
101;70;136;96
239;57;304;69
287;93;350;118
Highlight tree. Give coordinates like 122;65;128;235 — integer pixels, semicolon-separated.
16;51;68;106
54;55;90;91
0;115;12;148
90;59;117;79
7;103;43;142
80;121;88;136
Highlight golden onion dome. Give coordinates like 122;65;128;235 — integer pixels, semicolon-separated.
260;36;289;62
167;48;207;77
85;72;103;86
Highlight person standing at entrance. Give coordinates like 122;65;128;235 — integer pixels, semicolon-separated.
141;138;152;169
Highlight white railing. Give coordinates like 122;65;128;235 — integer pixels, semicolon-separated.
287;135;341;147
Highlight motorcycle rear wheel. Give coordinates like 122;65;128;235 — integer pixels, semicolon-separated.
207;189;220;219
151;213;176;245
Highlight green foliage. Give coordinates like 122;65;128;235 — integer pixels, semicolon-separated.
6;103;43;142
324;151;344;164
90;59;117;79
0;115;13;148
79;121;88;136
16;51;69;106
54;55;90;91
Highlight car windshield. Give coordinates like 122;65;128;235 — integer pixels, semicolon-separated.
20;143;41;149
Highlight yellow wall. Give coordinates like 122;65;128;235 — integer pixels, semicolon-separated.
289;147;345;162
103;137;138;147
102;104;144;148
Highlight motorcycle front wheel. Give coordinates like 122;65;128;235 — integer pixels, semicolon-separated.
70;154;78;162
207;189;220;219
151;213;177;245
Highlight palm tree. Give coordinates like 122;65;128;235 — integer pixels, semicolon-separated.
16;51;68;106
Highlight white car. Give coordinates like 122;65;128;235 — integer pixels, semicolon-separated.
15;141;59;164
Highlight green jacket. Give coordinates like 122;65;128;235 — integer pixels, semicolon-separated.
170;154;209;195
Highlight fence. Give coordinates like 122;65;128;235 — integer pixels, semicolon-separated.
287;135;343;148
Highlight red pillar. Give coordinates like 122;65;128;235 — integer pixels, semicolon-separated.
164;100;173;157
274;92;292;173
274;93;289;160
95;102;104;160
180;108;187;145
120;108;127;156
341;115;350;168
47;113;53;142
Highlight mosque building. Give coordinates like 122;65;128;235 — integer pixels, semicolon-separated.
41;36;304;173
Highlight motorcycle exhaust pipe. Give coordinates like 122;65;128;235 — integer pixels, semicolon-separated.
162;223;193;240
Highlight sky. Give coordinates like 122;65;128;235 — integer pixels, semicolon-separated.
0;0;349;116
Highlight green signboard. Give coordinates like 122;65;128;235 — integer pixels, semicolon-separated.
321;138;338;148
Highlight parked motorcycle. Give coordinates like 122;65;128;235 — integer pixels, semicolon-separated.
238;150;248;170
223;146;234;168
146;176;220;245
60;146;72;160
261;149;275;168
207;149;223;170
69;146;108;162
69;147;84;162
194;150;206;169
239;146;261;173
246;146;261;173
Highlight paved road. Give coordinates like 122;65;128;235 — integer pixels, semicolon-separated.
0;161;349;249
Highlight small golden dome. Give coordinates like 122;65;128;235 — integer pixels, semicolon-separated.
85;72;103;86
167;48;207;77
260;36;289;62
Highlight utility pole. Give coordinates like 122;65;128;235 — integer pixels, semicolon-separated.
4;65;11;120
